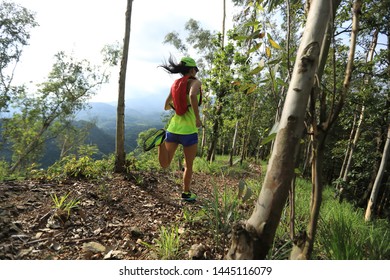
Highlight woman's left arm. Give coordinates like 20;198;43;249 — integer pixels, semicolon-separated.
189;79;202;128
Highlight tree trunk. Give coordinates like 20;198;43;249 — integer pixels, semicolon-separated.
364;31;390;221
302;139;312;176
240;100;256;165
206;104;222;163
206;1;227;162
286;0;293;78
360;129;382;207
226;0;331;260
294;0;361;259
365;124;390;221
115;0;133;173
222;0;226;49
339;27;379;193
289;176;296;240
340;11;376;191
229;121;239;166
338;109;358;182
200;112;207;157
341;105;365;183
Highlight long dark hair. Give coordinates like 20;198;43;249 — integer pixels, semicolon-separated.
159;55;192;76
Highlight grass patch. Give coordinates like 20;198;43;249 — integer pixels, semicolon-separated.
269;178;390;260
316;189;390;259
152;225;182;260
193;155;254;177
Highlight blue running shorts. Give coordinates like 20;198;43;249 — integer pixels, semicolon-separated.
165;132;198;147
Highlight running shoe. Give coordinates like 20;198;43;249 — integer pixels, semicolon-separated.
143;129;166;152
182;192;197;202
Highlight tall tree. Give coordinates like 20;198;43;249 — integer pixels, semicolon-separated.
115;0;133;173
222;0;226;48
365;123;390;221
365;30;390;221
299;0;361;258
227;0;332;260
205;1;230;162
205;42;235;162
0;1;37;111
5;52;107;172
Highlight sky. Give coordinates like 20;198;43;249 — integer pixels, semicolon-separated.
11;0;235;105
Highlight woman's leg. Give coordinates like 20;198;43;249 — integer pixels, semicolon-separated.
182;143;197;193
159;141;179;169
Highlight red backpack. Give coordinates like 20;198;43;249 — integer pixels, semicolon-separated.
170;76;202;115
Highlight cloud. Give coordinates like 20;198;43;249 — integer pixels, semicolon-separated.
11;0;234;103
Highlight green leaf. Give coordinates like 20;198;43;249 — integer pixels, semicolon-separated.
244;20;259;28
250;65;264;75
276;77;288;87
267;58;281;65
294;168;302;176
259;78;270;84
233;34;247;41
261;133;276;145
261;122;279;145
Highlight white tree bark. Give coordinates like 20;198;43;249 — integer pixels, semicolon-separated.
227;0;331;259
365;124;390;221
342;105;365;183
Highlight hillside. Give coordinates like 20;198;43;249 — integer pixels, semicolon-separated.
0;170;254;260
1;161;388;261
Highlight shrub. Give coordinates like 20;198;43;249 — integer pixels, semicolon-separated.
0;160;9;181
46;145;114;180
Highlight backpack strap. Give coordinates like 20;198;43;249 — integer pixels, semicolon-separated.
188;77;202;106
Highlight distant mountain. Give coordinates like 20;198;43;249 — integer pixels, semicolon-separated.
0;101;166;169
75;102;166;153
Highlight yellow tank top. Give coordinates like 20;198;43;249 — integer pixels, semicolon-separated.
167;93;200;135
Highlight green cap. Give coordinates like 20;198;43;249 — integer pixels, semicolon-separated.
180;57;198;68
